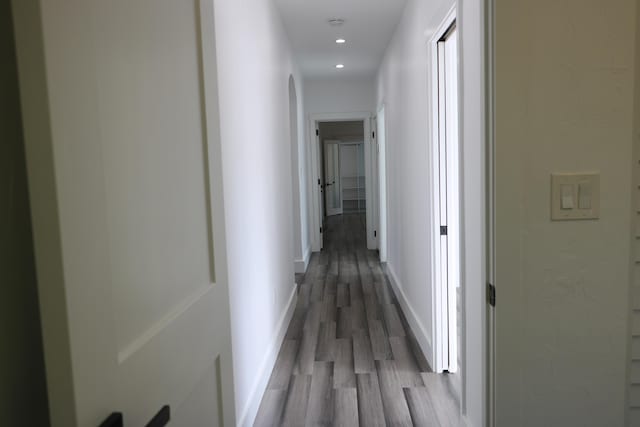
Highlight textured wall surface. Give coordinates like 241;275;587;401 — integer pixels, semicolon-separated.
495;0;636;425
628;0;640;424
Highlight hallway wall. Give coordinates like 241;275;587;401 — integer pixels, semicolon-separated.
304;76;375;115
0;1;49;424
495;0;636;425
375;0;455;379
304;76;375;251
213;1;305;425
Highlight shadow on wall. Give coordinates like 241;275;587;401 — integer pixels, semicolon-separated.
0;0;50;425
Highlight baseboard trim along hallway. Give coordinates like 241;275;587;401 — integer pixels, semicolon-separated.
383;263;435;371
295;245;312;274
239;283;298;427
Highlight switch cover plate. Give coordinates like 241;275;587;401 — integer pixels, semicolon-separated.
551;173;600;221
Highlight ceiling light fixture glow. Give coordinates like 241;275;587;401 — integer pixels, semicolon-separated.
335;64;345;69
336;38;346;44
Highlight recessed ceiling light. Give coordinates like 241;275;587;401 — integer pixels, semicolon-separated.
335;64;345;69
328;18;345;27
336;38;346;44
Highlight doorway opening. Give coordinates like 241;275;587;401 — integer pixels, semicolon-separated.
431;11;461;391
318;121;366;247
310;114;376;252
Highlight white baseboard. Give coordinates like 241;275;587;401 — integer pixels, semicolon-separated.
383;262;434;370
294;245;311;274
238;283;297;427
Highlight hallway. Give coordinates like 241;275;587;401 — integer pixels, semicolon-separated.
254;214;461;426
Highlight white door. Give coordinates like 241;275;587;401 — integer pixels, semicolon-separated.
12;1;235;426
324;140;343;216
435;22;460;373
376;108;388;262
444;25;460;374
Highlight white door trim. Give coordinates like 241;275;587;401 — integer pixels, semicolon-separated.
375;105;388;263
429;6;458;375
458;0;491;425
486;0;497;424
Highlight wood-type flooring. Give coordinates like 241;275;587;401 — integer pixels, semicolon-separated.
255;214;462;426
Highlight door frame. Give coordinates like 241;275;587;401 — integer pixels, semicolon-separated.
429;6;459;375
458;0;492;425
486;0;497;424
375;105;389;263
308;112;375;251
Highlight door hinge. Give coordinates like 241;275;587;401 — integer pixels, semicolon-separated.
372;131;375;139
488;283;496;307
318;178;321;185
320;227;323;233
374;230;377;237
440;225;448;236
316;129;319;136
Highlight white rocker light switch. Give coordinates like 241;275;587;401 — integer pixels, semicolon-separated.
551;173;600;220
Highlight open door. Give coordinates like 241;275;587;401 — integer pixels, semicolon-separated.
324;140;343;216
432;17;460;375
442;23;460;374
12;1;235;426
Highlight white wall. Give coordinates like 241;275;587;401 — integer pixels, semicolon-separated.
304;76;376;115
305;77;375;251
376;0;455;380
377;1;487;426
494;0;636;426
213;1;304;425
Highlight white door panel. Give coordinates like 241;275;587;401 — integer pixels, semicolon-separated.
324;140;342;216
433;19;459;374
443;27;460;373
12;0;235;426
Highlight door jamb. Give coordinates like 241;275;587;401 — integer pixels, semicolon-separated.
375;105;388;263
429;6;458;375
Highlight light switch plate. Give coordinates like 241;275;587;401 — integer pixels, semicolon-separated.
551;173;600;220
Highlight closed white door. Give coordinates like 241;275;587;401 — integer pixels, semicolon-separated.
12;1;235;426
324;140;343;216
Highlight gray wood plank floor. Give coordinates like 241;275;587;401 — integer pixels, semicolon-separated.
255;214;462;426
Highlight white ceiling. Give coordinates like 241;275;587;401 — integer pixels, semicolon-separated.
275;0;407;78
